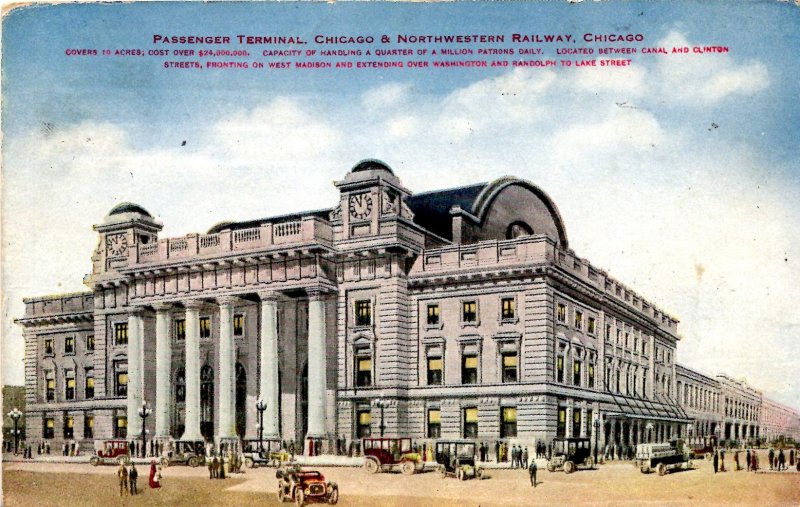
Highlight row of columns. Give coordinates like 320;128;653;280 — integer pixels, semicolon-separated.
125;290;328;444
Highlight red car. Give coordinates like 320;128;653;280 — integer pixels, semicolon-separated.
89;439;130;466
276;465;339;506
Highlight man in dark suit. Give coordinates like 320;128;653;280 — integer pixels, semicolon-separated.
528;458;537;487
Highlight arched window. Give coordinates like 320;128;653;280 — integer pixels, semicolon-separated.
506;221;533;239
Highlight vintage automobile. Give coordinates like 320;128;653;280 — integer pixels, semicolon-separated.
689;435;718;460
546;437;594;474
635;442;691;475
159;440;207;467
276;465;339;506
435;440;483;480
361;437;424;475
89;439;131;466
244;439;292;468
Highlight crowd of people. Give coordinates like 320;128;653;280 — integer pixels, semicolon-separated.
712;447;798;473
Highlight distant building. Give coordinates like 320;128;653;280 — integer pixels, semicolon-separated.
15;159;799;453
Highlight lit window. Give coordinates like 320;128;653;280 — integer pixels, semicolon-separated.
175;319;186;340
45;372;55;402
502;353;517;383
355;300;372;327
44;339;54;356
65;337;75;354
501;298;515;320
114;323;128;345
575;311;583;330
233;314;244;336
557;355;564;383
462;355;478;384
427;304;440;326
44;417;55;439
86;335;95;352
356;357;372;387
357;409;371;438
427;408;441;438
588;318;596;335
84;415;94;438
462;301;477;323
115;416;127;438
115;362;128;397
463;407;478;438
573;360;581;386
557;304;566;323
200;317;211;338
501;407;517;438
588;363;595;389
427;357;442;386
64;416;74;439
85;368;94;399
572;409;582;437
175;368;186;403
557;407;566;437
65;370;75;400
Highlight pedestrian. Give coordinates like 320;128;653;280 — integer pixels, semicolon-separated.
522;447;529;469
129;464;138;495
734;450;740;471
768;447;775;470
494;441;500;462
778;449;785;471
790;448;795;467
713;449;719;474
118;463;129;496
751;451;758;472
219;456;226;479
209;456;216;479
746;449;751;471
720;449;726;472
528;458;538;487
149;459;162;488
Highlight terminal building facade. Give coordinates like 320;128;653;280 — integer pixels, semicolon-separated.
16;160;800;453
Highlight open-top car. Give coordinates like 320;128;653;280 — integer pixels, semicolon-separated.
276;465;339;506
89;439;130;466
361;437;423;475
244;439;293;468
546;437;594;474
435;440;483;480
160;440;206;467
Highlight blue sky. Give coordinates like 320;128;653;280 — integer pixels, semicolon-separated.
2;1;799;409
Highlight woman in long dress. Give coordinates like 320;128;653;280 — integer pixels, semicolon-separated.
149;460;161;488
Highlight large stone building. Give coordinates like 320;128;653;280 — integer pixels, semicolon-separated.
15;160;800;453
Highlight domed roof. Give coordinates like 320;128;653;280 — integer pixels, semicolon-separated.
350;159;394;175
108;202;152;217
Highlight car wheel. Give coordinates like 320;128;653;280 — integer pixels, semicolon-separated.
245;457;255;468
364;458;379;474
160;457;170;467
657;463;667;476
401;461;415;475
295;488;305;507
476;468;483;480
564;461;575;474
188;457;199;468
546;462;556;473
277;486;286;503
640;466;650;474
90;457;99;466
585;456;594;468
327;486;339;505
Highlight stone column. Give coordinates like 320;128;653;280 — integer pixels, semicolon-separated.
154;303;172;437
180;300;204;441
127;309;144;437
306;290;328;440
258;292;280;439
217;297;238;440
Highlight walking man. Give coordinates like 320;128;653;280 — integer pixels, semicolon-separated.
713;449;719;474
778;449;786;471
129;464;138;495
118;463;129;496
528;458;538;488
522;447;529;469
734;450;740;471
768;447;775;470
720;448;726;472
746;449;751;471
209;456;215;479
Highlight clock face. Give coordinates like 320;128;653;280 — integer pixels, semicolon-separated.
106;233;128;257
349;193;373;220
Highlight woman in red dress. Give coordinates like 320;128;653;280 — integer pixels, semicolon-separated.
149;460;161;488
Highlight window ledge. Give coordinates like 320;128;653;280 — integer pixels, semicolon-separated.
44;352;54;358
85;350;95;355
499;317;519;325
64;352;75;356
459;320;480;328
425;323;443;331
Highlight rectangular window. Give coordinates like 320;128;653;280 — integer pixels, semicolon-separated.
114;323;128;345
85;368;95;399
463;407;478;438
633;335;639;352
115;416;127;439
462;301;477;323
573;360;581;386
115;362;128;397
65;336;75;354
44;338;54;356
606;325;611;340
557;304;566;323
501;298;515;320
44;417;55;439
427;408;441;438
427;357;443;385
356;357;372;387
588;317;596;335
572;409;582;437
616;370;621;393
461;354;478;384
557;407;566;437
426;304;440;326
84;416;94;438
45;372;55;402
86;335;95;352
175;319;186;340
233;314;244;336
356;409;371;438
502;352;517;383
574;311;583;330
557;355;564;383
616;329;622;346
588;363;595;389
199;317;211;338
65;370;75;400
64;416;74;439
355;300;372;326
500;407;517;438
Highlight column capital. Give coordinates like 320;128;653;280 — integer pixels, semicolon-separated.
183;299;204;311
152;302;173;313
127;306;145;316
305;287;332;301
257;290;279;303
217;295;242;307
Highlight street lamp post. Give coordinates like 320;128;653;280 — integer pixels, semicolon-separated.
375;400;386;437
256;399;266;452
138;402;151;458
8;408;22;455
593;418;601;468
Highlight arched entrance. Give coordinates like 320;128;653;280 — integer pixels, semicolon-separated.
235;363;246;439
200;365;214;439
172;368;186;438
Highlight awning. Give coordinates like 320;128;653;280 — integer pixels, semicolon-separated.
604;392;692;423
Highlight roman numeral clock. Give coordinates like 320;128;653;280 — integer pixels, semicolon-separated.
105;233;128;257
349;193;373;220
